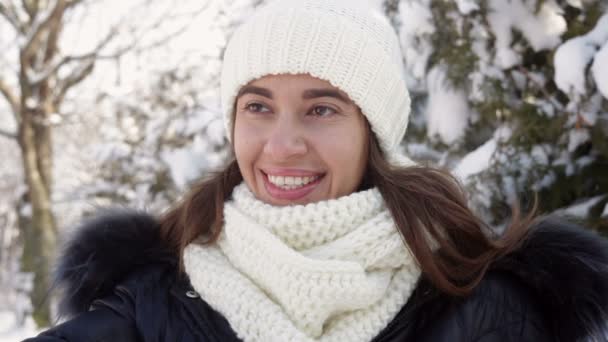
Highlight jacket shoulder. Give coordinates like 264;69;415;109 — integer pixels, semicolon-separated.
432;217;608;341
384;217;608;342
495;217;608;341
450;272;551;341
395;272;551;342
54;209;178;318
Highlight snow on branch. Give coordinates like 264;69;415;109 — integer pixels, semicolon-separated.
25;55;64;85
54;58;95;107
0;128;17;140
554;14;608;98
0;77;20;116
592;42;608;98
488;0;566;69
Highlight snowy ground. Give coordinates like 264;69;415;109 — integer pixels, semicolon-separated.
0;312;40;341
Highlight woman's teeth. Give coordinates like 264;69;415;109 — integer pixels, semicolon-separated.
267;175;320;190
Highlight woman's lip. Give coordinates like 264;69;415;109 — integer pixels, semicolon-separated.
262;172;324;201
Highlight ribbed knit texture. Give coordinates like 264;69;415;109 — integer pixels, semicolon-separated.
220;0;412;161
184;183;421;342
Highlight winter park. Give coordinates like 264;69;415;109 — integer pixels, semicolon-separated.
1;0;608;340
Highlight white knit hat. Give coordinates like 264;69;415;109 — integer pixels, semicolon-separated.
221;0;415;166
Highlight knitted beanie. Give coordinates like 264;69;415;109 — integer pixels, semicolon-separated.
220;0;414;166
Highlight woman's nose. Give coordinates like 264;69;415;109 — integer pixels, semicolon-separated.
263;116;308;161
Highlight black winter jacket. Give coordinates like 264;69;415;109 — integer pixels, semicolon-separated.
24;211;608;341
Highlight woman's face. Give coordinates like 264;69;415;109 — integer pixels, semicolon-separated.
233;74;369;206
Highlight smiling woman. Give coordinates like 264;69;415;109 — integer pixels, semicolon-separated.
234;74;369;205
24;0;608;341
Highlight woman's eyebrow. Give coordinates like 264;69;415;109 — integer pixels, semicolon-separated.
302;88;350;103
237;85;273;99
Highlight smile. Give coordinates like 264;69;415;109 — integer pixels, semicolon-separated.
262;171;325;201
267;175;321;190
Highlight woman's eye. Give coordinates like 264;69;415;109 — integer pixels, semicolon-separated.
311;106;337;117
245;103;270;113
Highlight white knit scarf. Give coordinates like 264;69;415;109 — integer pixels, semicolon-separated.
184;183;421;342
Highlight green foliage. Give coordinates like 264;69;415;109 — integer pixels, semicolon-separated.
562;2;605;40
509;103;565;146
429;0;478;88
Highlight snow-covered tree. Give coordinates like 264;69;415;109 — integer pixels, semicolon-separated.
77;0;259;212
386;0;608;229
82;66;229;212
0;0;210;326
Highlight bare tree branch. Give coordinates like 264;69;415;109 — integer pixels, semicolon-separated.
66;0;87;9
27;0;211;85
21;0;66;62
0;1;25;33
21;0;39;21
54;58;94;107
26;25;118;85
123;2;212;55
132;19;197;53
0;77;20;115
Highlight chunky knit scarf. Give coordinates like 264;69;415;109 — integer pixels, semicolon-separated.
184;183;421;342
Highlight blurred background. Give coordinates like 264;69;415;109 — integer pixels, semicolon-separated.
0;0;607;338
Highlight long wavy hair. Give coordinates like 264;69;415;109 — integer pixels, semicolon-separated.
159;128;536;296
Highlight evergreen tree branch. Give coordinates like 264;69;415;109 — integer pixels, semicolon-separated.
517;66;565;111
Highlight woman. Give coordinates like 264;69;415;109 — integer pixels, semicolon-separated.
26;0;608;341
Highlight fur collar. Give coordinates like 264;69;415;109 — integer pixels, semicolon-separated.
54;210;608;339
493;217;608;340
54;209;177;316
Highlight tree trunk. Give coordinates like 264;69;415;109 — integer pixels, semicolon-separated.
14;0;65;327
17;105;56;328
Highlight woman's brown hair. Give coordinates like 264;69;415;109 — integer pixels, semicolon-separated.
159;133;536;296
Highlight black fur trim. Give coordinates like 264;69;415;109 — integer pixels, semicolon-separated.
495;217;608;341
54;209;176;318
